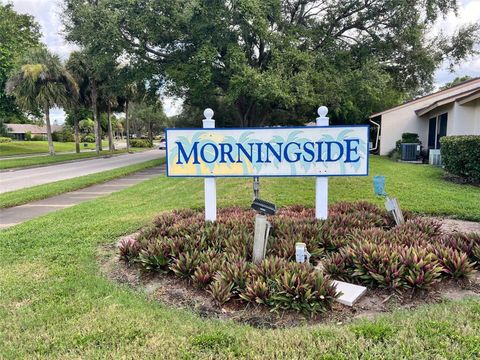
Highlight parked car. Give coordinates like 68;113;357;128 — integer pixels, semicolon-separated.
159;139;166;150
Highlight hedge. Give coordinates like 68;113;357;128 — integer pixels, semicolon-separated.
0;136;12;143
130;139;153;148
440;135;480;182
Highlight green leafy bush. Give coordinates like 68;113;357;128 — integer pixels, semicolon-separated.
130;139;153;148
120;203;479;314
118;237;140;262
441;135;480;182
52;128;74;142
81;134;95;143
0;136;12;143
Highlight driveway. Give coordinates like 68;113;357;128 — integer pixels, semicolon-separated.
0;149;165;193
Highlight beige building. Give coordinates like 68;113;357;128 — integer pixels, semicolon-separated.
5;123;63;140
369;78;480;156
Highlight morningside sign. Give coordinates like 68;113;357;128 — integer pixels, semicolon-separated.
165;107;369;221
166;126;369;177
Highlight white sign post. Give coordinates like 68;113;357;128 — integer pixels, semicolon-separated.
315;106;329;219
202;108;217;221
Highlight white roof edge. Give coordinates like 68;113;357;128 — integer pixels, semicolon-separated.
369;78;480;118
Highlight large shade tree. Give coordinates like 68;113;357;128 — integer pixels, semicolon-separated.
6;48;78;155
64;0;479;126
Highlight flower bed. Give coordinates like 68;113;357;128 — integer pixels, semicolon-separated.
119;203;479;315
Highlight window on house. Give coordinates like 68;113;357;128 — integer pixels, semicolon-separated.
427;113;448;150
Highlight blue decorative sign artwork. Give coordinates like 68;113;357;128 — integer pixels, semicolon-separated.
166;126;369;177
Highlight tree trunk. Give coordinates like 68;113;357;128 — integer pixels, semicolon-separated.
91;80;100;155
107;103;114;151
74;118;80;153
125;100;131;152
45;104;55;156
148;120;153;145
97;107;103;151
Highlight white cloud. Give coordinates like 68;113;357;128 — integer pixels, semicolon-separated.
432;0;480;88
8;0;78;60
162;96;183;117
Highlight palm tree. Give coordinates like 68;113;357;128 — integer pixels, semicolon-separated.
6;48;78;155
66;51;100;155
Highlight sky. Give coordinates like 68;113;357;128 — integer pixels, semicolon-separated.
4;0;480;124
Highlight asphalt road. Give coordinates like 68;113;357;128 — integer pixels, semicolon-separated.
0;165;166;228
0;149;165;193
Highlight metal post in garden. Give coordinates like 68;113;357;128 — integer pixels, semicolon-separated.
315;106;329;219
253;176;260;200
203;108;217;221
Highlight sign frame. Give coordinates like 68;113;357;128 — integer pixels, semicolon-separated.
165;124;370;178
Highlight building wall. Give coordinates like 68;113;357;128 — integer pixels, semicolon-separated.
451;98;480;135
378;80;480;155
379;101;431;155
476;99;480;134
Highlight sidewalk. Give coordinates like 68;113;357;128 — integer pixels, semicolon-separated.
0;164;165;229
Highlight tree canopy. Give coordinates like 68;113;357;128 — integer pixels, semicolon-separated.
0;4;41;123
63;0;480;126
439;75;473;90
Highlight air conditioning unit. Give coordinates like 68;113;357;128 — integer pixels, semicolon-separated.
429;149;442;166
401;143;420;161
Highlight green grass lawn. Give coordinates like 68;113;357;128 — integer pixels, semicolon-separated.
0;158;165;209
0;156;479;358
0;149;133;170
0;140;109;156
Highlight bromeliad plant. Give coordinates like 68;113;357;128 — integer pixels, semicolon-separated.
119;202;478;314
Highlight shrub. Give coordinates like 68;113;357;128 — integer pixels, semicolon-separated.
119;203;480;314
434;248;475;278
207;278;233;305
0;136;12;143
25;131;32;141
270;263;337;314
170;250;203;278
31;135;44;141
81;134;95;143
52;128;74;142
130;139;153;148
441;135;480;182
399;247;443;289
118;237;141;262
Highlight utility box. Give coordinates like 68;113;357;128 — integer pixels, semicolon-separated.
429;149;442;166
401;143;420;161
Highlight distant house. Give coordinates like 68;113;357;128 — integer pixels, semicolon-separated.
369;78;480;156
5;123;63;140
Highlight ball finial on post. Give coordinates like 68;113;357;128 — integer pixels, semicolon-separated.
202;107;216;221
204;108;214;120
317;106;328;118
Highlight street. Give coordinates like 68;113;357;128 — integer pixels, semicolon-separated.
0;149;165;193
